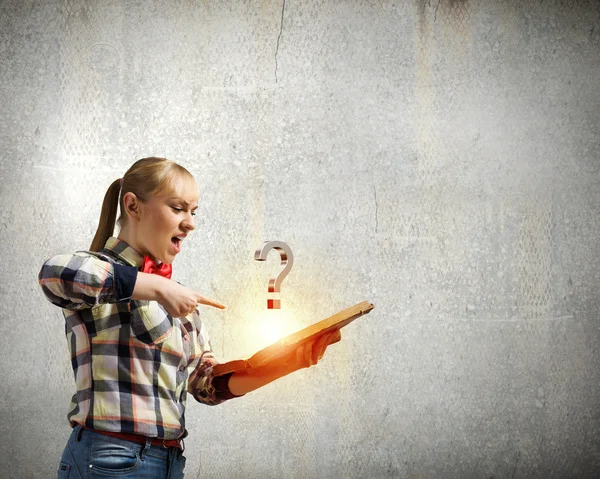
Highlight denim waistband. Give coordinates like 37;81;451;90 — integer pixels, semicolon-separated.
72;425;179;458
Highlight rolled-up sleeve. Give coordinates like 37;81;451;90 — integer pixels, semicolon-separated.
38;253;138;310
188;351;241;405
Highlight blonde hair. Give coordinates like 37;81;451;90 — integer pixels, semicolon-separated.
89;157;197;252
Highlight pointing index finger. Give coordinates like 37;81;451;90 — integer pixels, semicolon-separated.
197;296;226;309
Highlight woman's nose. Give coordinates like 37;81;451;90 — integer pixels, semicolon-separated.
182;213;195;231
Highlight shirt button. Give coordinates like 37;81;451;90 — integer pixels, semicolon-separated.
179;366;186;372
184;335;189;341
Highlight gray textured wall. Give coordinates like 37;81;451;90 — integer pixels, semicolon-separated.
1;0;599;477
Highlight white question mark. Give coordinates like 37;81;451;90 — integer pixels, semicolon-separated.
254;240;294;309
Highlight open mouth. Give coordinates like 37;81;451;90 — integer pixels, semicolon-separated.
171;237;182;253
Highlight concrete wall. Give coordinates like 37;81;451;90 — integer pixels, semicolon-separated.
1;0;599;477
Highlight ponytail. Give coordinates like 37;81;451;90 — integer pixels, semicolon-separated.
89;178;122;252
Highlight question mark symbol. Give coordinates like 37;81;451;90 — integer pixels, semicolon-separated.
254;240;294;309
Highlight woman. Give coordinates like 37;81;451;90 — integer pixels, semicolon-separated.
39;157;339;478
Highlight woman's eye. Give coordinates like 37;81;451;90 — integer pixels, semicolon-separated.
172;206;196;216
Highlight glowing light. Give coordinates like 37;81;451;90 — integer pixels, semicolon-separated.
258;314;286;346
244;308;303;352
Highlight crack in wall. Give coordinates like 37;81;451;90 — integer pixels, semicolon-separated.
372;181;379;234
274;0;286;83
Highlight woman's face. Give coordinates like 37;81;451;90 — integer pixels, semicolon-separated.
135;181;199;264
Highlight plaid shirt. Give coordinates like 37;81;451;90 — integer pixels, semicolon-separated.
38;236;237;440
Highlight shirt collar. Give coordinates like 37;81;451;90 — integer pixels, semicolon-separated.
102;237;144;269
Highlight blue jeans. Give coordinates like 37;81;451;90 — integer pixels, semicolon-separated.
57;424;186;478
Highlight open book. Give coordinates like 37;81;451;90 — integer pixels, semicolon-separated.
212;301;375;377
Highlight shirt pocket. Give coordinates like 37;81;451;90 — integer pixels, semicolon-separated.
129;299;173;345
83;302;130;338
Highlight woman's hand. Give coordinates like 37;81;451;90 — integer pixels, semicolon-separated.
158;279;226;317
293;329;342;369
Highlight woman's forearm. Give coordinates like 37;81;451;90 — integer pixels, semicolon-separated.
227;331;338;396
130;271;167;302
227;364;297;396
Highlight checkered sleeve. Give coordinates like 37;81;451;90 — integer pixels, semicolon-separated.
38;252;137;310
187;312;243;405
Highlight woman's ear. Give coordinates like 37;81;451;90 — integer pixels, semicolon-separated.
122;192;141;221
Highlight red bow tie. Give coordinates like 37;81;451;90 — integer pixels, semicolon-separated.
141;255;172;279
